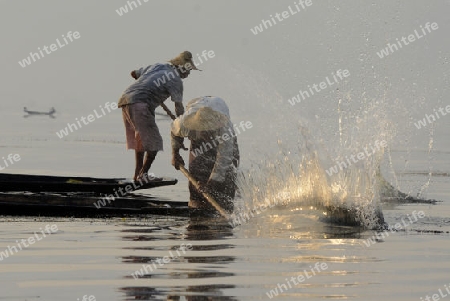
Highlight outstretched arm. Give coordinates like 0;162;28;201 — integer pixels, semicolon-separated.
175;102;184;117
171;132;185;170
170;118;189;170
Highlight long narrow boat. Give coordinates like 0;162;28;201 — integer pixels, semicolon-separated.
0;173;437;222
0;173;186;217
0;173;177;194
0;191;188;217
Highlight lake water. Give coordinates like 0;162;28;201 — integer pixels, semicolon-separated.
0;107;449;301
2;2;450;299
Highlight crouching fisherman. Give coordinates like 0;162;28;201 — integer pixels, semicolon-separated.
170;96;240;216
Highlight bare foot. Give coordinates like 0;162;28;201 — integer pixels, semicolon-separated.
136;173;163;183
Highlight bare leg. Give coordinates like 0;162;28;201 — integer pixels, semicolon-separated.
134;151;145;181
138;151;158;179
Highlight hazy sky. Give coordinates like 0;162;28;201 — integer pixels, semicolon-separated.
1;1;449;153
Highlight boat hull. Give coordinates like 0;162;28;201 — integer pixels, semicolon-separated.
0;173;177;194
0;192;188;217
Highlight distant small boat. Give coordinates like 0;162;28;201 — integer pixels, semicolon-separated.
24;107;56;117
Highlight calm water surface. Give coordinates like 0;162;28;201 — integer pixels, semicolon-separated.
0;111;449;301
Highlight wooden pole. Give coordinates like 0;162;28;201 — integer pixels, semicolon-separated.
161;103;229;219
160;102;177;120
179;164;230;219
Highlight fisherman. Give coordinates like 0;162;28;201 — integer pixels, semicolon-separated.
171;96;240;215
118;51;199;181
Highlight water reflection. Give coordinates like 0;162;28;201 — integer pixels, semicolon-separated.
236;203;367;241
120;215;237;300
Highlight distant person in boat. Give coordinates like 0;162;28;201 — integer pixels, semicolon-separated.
118;51;199;181
23;107;56;116
171;96;240;215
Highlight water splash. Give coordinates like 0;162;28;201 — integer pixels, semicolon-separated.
219;62;436;231
236;126;388;229
417;123;435;198
235;93;396;230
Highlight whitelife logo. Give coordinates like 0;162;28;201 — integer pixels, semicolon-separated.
265;262;328;298
0;154;21;171
116;0;149;16
93;173;158;209
191;121;252;158
420;282;450;301
18;31;81;68
152;50;216;88
56;102;118;139
228;198;281;228
414;105;450;129
287;69;350;106
130;243;192;279
326;140;387;176
376;22;438;59
362;210;425;247
77;295;96;301
0;224;58;262
250;0;313;35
